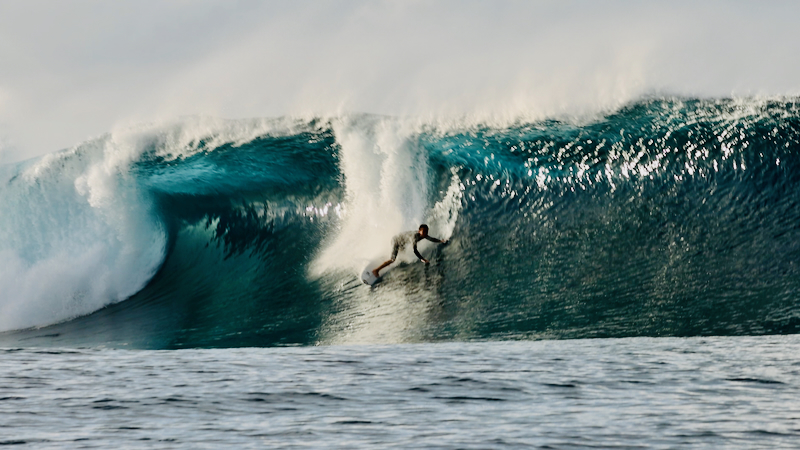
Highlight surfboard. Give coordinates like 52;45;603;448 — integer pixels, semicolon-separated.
361;267;380;286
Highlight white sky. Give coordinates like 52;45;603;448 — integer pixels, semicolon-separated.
1;0;799;162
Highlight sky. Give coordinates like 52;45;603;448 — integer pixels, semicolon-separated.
1;0;799;163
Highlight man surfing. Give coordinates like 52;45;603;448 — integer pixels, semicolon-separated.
372;224;448;278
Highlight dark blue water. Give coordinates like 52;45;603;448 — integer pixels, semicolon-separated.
1;98;799;348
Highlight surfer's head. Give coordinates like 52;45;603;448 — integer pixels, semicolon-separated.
418;224;429;237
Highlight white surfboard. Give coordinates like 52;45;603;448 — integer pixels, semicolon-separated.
360;267;380;286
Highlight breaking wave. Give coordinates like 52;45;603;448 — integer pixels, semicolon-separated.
2;97;800;348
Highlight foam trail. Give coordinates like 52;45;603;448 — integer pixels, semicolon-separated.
313;117;423;274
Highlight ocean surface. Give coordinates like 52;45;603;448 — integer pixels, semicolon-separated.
2;336;799;448
2;97;799;447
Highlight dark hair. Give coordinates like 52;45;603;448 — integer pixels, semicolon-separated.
419;224;429;232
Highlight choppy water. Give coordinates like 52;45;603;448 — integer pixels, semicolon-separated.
2;336;799;448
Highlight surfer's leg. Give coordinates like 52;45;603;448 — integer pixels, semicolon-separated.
373;240;400;277
373;259;394;277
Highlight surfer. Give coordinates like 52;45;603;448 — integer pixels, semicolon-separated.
372;224;447;277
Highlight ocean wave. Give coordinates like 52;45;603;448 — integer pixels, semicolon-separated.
1;97;799;347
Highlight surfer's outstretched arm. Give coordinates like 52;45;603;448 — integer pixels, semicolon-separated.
424;236;447;244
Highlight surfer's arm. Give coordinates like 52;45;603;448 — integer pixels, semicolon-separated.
413;242;428;263
425;236;447;244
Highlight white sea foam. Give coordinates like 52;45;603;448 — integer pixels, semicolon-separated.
312;116;458;277
0;134;167;331
3;140;151;331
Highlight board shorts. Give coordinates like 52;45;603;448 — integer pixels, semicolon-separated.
391;234;406;260
390;231;424;261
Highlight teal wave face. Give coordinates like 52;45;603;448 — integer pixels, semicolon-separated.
2;98;800;348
